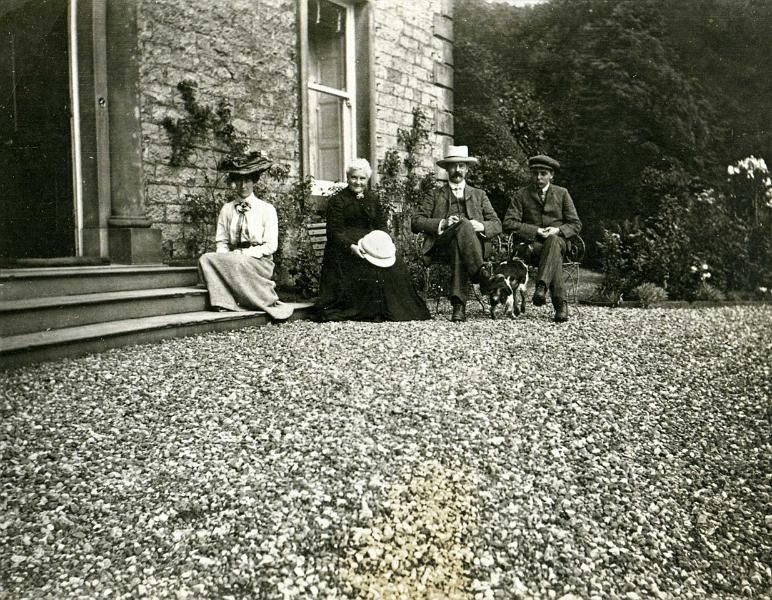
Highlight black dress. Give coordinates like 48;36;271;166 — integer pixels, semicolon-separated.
314;187;430;322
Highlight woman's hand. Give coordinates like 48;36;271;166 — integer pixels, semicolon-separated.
351;243;366;259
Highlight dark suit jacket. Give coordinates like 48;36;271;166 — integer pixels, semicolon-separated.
411;183;502;258
503;184;581;242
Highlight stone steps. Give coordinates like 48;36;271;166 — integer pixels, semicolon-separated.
0;304;313;369
0;287;208;336
0;265;313;369
0;265;200;301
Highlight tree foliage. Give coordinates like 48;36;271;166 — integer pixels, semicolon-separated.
455;0;772;265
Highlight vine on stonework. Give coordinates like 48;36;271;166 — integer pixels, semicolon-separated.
160;81;319;294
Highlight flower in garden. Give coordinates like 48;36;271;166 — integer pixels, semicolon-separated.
696;189;716;204
759;286;768;294
728;156;770;180
702;263;709;271
690;265;699;273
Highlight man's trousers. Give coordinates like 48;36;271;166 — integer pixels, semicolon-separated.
532;235;567;301
428;220;485;303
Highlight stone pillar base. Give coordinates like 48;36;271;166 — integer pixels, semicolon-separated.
109;228;163;264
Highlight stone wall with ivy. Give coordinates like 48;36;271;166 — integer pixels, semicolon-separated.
135;0;453;267
137;0;299;260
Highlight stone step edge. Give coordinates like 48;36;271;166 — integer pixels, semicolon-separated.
1;302;315;354
0;264;198;280
0;287;207;313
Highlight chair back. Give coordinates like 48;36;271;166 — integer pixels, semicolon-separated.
506;232;584;266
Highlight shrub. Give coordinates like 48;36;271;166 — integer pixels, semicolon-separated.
598;165;772;301
695;282;727;302
263;176;320;297
632;282;668;308
596;223;648;304
373;108;440;293
754;286;772;301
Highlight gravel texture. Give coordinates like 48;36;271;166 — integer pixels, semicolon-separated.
1;304;771;599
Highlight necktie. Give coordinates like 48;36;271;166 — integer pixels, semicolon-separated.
235;201;250;243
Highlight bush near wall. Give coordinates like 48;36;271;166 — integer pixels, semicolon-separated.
598;157;772;301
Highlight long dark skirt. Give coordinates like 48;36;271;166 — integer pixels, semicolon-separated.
315;254;430;322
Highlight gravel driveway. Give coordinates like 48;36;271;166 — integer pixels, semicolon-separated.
1;304;770;599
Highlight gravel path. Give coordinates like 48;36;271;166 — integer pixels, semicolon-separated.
1;305;771;599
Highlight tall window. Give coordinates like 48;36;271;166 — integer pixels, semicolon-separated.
307;0;356;191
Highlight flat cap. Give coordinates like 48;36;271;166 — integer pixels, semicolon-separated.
528;154;560;171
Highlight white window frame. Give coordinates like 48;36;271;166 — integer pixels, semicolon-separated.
307;0;357;196
68;0;84;255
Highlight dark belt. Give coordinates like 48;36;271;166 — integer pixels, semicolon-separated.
229;241;258;250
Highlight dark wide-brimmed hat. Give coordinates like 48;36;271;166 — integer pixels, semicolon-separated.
437;145;479;169
219;151;274;178
528;154;560;171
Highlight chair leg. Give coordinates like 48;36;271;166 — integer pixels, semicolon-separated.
563;262;580;316
472;285;488;313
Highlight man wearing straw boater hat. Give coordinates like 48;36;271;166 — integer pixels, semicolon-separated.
503;154;581;323
412;145;502;322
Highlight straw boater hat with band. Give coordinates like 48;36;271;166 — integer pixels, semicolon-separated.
357;230;396;268
219;151;275;180
436;145;479;169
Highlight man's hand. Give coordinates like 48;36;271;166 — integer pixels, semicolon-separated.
469;219;485;233
537;226;560;237
351;243;366;259
439;215;461;235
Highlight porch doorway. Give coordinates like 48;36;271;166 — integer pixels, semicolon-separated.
0;0;75;259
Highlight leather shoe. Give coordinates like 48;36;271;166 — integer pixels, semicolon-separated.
553;298;569;322
451;302;466;322
532;281;547;307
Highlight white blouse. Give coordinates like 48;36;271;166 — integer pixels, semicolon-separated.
215;193;279;259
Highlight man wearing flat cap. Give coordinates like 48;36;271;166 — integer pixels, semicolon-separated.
412;145;502;322
503;154;581;323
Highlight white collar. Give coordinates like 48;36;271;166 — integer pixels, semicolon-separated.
236;193;257;205
541;184;550;195
449;181;466;191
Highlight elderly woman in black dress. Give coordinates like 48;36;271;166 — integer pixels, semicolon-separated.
198;152;293;319
314;158;430;322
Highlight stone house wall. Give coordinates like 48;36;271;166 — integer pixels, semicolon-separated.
371;0;453;174
136;0;453;263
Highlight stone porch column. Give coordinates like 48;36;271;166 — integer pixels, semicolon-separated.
105;0;161;264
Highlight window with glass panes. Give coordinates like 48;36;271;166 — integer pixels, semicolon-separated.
307;0;356;186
